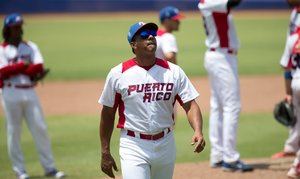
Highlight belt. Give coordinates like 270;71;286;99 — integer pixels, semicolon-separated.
5;83;35;89
126;128;171;141
209;48;237;55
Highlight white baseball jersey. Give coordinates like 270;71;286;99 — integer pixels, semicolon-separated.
280;31;300;78
99;58;199;134
198;0;239;50
155;29;178;60
0;41;44;86
289;8;300;35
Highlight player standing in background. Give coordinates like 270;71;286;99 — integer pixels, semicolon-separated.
155;6;184;64
279;25;300;178
272;0;300;159
198;0;253;172
99;21;205;179
0;13;65;179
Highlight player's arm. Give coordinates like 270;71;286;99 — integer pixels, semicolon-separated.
100;105;118;178
0;61;28;80
164;52;177;64
182;99;205;153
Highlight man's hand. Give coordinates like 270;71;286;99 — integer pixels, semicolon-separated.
101;152;118;178
191;132;205;153
285;94;293;105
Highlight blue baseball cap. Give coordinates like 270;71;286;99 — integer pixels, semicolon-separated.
4;13;23;27
159;6;184;23
127;22;158;43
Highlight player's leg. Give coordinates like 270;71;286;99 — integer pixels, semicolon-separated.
287;150;300;178
151;132;175;179
23;90;56;173
1;88;27;175
218;54;241;163
284;78;300;154
119;131;151;179
204;51;224;166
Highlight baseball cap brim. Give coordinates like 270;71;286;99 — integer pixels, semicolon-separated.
171;13;185;21
137;22;158;33
129;22;158;43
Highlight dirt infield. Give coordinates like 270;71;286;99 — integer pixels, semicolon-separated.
104;157;294;179
15;75;283;116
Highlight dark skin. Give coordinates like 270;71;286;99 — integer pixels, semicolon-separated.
5;24;30;66
287;0;300;7
7;24;23;47
100;28;205;178
227;0;242;9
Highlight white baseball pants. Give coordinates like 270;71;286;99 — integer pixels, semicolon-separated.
204;50;241;163
1;87;55;175
284;78;300;153
119;130;176;179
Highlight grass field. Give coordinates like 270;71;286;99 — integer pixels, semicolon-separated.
0;11;292;178
0;113;288;178
11;11;290;80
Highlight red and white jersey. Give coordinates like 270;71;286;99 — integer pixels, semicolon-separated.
98;58;199;134
155;29;178;60
198;0;239;50
288;8;300;35
0;41;44;86
280;31;300;78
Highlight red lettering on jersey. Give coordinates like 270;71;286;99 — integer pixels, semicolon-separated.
152;83;160;91
136;84;144;93
164;92;172;100
143;93;151;102
128;85;137;95
145;83;152;92
156;92;164;101
152;92;156;101
160;83;166;90
166;83;174;91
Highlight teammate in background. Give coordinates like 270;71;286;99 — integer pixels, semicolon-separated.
155;6;184;64
279;25;300;178
198;0;253;172
272;0;300;159
0;13;65;179
99;22;205;179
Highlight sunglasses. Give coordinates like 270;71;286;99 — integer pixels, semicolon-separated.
139;30;157;39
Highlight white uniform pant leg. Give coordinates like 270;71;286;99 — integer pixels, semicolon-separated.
1;88;26;175
205;51;241;163
285;78;300;153
206;74;224;163
119;130;175;179
23;89;55;172
151;132;175;179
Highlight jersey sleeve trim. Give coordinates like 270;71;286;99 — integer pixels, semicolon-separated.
122;58;137;73
155;58;170;69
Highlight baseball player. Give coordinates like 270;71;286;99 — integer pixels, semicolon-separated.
279;23;300;178
272;0;300;159
198;0;253;172
99;22;205;179
155;6;184;64
0;13;65;179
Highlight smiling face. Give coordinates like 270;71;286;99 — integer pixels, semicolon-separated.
130;28;157;55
